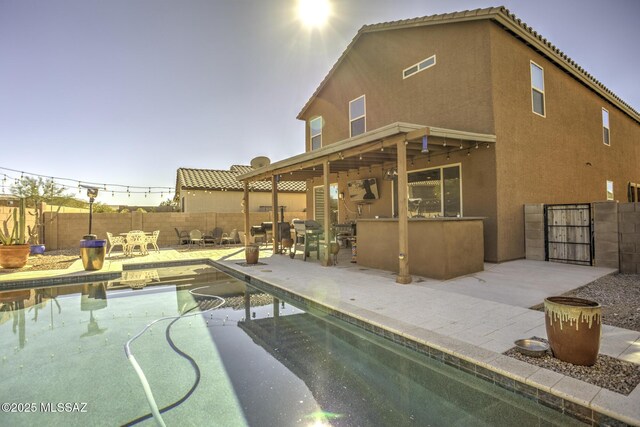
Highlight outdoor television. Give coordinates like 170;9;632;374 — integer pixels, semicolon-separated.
347;178;379;202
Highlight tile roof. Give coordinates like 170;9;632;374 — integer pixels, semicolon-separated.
176;166;306;193
297;6;639;123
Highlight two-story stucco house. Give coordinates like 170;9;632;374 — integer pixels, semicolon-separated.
238;6;639;282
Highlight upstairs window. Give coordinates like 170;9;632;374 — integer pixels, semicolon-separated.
349;95;366;137
602;108;610;146
606;180;614;201
310;116;323;150
403;54;436;79
530;61;545;116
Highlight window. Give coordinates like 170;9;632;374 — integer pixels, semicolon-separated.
606;180;614;201
403;54;436;79
349;95;366;137
393;164;462;218
314;184;338;225
530;61;545;116
602;108;610;146
310;117;322;150
629;183;639;202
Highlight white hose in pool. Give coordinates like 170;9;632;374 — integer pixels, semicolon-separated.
124;287;225;427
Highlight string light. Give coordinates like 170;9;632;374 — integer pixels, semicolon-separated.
475;142;479;149
0;166;174;196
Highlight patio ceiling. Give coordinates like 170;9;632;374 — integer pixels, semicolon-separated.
236;122;497;184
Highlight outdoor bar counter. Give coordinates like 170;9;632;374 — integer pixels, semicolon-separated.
356;217;485;280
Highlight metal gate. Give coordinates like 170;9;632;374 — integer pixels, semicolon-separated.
544;203;593;266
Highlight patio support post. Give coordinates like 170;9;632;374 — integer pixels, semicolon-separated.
272;175;279;255
322;159;333;266
243;182;250;247
396;137;412;284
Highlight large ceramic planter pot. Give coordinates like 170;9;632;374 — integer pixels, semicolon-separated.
80;239;107;271
245;244;260;265
0;244;31;269
544;296;601;366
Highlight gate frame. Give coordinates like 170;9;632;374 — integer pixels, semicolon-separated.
543;203;594;266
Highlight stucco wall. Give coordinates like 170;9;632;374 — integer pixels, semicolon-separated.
301;20;500;260
43;211;306;250
489;23;640;261
357;218;484;280
300;20;496;147
181;190;306;213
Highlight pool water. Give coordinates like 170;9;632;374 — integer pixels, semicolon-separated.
0;265;583;426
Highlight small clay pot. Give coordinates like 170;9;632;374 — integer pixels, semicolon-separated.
245;244;260;264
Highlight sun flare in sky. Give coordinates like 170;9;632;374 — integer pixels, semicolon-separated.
297;0;331;28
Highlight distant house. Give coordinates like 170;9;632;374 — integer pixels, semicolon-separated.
0;194;20;207
237;6;640;270
175;165;306;213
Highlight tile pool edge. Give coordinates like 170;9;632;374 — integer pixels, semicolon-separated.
211;259;638;427
0;271;121;289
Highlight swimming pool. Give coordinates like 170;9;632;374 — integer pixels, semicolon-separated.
0;265;583;426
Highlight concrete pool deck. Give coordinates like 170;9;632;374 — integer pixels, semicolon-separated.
1;246;638;425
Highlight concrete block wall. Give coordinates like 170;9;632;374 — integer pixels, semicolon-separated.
619;202;640;273
524;204;545;261
593;202;619;269
43;210;307;250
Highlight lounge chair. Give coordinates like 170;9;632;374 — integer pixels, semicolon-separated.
106;232;125;257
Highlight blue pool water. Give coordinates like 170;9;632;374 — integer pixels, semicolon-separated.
0;265;583;426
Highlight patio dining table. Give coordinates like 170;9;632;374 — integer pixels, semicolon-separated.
120;231;152;256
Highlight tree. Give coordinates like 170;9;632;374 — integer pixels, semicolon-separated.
159;198;177;207
11;177;79;244
93;202;116;213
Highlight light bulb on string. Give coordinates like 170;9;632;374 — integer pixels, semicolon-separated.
475;142;479;149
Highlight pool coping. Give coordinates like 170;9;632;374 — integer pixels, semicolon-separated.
1;257;637;426
212;259;639;427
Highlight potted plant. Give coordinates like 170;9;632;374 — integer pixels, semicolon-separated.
0;198;31;269
245;244;260;264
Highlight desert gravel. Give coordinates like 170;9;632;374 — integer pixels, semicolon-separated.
505;337;640;396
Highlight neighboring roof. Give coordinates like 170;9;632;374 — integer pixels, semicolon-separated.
297;6;639;124
176;165;306;193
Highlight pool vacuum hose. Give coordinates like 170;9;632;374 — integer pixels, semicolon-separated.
123;287;225;427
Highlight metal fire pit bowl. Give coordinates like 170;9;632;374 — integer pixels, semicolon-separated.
514;339;549;357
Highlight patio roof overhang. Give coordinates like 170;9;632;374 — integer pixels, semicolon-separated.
236;122;496;183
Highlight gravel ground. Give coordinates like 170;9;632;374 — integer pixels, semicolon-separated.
0;249;79;274
530;273;640;333
505;337;640;396
513;274;640;396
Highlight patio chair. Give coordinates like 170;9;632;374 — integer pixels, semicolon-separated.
106;232;125;257
189;229;205;248
174;228;189;245
125;231;148;256
203;227;223;246
221;229;239;247
145;230;160;253
290;220;322;261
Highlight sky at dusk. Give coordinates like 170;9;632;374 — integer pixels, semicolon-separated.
1;0;639;206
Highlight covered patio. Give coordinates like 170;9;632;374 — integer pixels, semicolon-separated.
236;122;496;283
